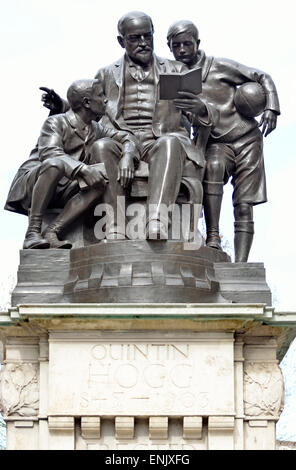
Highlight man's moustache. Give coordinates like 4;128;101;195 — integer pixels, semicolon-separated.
136;47;152;52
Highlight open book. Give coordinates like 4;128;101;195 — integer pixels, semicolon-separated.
159;67;202;100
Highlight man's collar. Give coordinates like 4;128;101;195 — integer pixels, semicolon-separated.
66;109;89;131
65;109;95;141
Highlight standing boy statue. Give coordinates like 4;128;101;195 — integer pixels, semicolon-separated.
167;20;280;261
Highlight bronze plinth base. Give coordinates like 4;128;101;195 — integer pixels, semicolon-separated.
64;240;230;303
12;240;271;306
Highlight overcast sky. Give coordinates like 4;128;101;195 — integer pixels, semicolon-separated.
0;0;296;310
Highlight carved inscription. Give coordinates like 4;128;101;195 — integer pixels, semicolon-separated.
91;343;190;361
48;338;234;416
80;343;203;414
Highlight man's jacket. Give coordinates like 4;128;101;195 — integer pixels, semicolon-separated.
5;109;138;215
95;54;216;166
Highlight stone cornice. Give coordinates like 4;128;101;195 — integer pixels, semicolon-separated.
0;302;278;320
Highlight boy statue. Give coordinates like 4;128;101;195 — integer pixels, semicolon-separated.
5;78;139;248
167;20;280;261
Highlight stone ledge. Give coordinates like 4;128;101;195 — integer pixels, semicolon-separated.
1;302;275;320
1;303;294;328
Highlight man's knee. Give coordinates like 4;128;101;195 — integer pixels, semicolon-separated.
92;137;117;152
39;157;65;176
90;138;122;163
149;136;184;166
155;135;182;151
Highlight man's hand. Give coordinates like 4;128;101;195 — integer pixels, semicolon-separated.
173;91;207;118
258;110;277;137
79;165;108;189
40;87;63;115
117;153;135;188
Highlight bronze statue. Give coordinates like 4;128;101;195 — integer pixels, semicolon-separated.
95;11;220;240
4;12;277;307
5;79;139;248
167;20;280;261
39;11;217;241
5;13;279;260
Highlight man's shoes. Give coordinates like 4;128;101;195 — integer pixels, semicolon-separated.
146;220;168;241
23;232;50;250
44;230;72;249
206;233;222;250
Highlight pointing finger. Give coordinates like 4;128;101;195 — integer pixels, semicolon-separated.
39;87;52;93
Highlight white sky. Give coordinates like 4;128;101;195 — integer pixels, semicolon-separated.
0;0;296;310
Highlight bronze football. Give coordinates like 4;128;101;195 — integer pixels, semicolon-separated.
234;82;266;118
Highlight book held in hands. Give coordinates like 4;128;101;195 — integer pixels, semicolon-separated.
159;67;202;100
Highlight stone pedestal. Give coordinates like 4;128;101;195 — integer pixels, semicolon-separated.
0;303;295;450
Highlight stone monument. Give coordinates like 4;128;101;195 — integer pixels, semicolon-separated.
0;11;295;451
